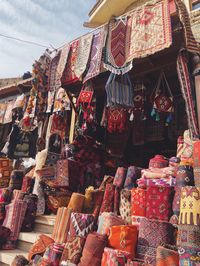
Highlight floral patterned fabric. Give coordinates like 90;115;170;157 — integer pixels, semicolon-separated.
97;212;124;235
100;183;115;214
131;188;146;217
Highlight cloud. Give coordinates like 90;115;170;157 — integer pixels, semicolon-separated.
0;0;94;78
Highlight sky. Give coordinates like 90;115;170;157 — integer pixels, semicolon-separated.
0;0;94;78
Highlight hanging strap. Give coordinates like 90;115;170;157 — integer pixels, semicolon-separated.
151;71;173;99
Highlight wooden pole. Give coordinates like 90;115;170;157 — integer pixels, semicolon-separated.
69;97;76;143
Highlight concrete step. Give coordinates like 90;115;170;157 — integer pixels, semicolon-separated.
34;214;56;234
0;249;28;265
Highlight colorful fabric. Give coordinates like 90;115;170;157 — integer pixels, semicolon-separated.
60;236;85;264
74;33;93;79
131;215;143;228
0;203;6;224
99;175;114;191
104;17;132;74
28;234;54;261
137;218;175;249
0;188;12;203
67;193;85;213
124;166;141;189
156;245;179;266
194;167;200;187
172;186;182;216
2;200;27;248
126;0;172;61
113;167;127;188
175;0;200;54
114;186;120;215
105;74;134;108
101;247;131;266
119;189;131;224
3;100;14;124
177;136;184;158
92;190;104;223
11;255;29;266
100;183;115;214
181;130;194;160
46;191;72;214
177;51;199;139
108;225;138;258
177;224;200;248
42;243;65;266
61;39;80;85
131;188;146;217
126;259;146;266
68;212;94;239
178;247;200;266
52;207;71;243
146;186;173;221
137;176;176;188
55;44;70;89
149;155;168;169
79;232;107;266
48;52;60;94
176;165;194;186
97;212;124;235
21;167;35;193
193;141;200;167
83;27;104;83
179;186;200;225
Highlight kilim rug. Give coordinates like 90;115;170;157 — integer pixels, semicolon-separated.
61;39;80;85
126;0;172;62
175;0;200;54
48;52;61;92
83;27;105;83
104;17;132;74
177;51;199;139
56;43;70;87
74;33;93;79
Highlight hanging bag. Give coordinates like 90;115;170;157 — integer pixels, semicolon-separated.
151;71;174;124
105;73;134;108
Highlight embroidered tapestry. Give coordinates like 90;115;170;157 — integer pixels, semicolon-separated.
104;17;132;74
56;43;70;88
83;27;105;83
126;0;172;62
74;33;93;79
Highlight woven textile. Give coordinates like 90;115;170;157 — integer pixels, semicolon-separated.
146;186;173;221
108;225;138;258
177;224;200;248
114;186;120;215
69;212;94;239
178;247;200;266
193;141;200;167
83;27;104;83
21;167;35;193
42;243;65;266
177;51;199;138
55;44;70;89
179;186;200;225
100;183;115;214
175;0;200;53
2;200;27;249
172;186;182;215
176;165;194;187
131;188;146;217
60;236;85;264
0;203;6;224
92;190;104;223
137;176;176;188
52;207;71;243
119;189;132;224
79;232;107;266
194;167;200;187
177;136;184;158
74;33;93;79
149;155;168;169
101;247;131;266
137;218;175;249
124;166;141;189
28;234;54;261
156;245;179;266
114;167;127;188
181;130;194;160
0;188;12;204
126;0;172;62
61;40;79;85
21;194;38;232
131;215;143;227
97;212;124;235
48;52;60;92
11;255;29;266
104;17;132;74
67;193;85;213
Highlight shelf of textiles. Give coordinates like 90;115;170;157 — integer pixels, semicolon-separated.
7;128;200;266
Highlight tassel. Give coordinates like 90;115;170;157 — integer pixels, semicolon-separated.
129;112;134;121
165;113;173;126
156;112;160;121
151;108;156;117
